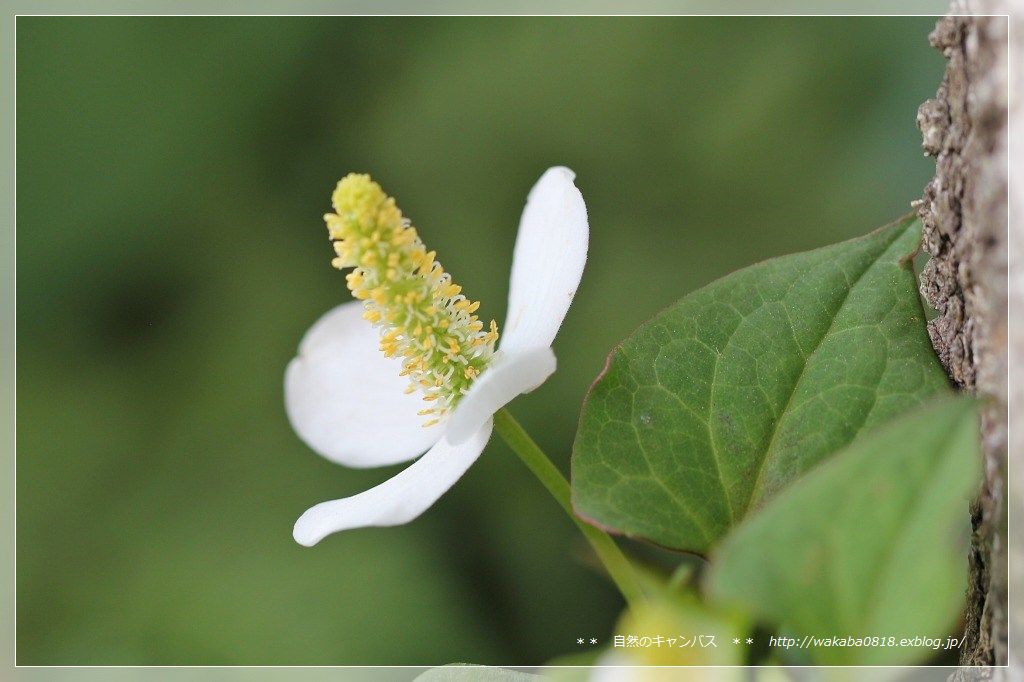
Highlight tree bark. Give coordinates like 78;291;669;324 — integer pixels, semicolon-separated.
915;3;1016;677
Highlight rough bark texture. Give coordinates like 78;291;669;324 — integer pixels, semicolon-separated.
915;3;1016;678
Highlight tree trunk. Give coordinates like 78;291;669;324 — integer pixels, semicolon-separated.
914;3;1016;677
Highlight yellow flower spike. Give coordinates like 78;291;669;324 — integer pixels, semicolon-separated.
323;173;499;424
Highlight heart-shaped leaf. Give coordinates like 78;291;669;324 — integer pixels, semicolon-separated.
705;397;979;665
571;217;949;553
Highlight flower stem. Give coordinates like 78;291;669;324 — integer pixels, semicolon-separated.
493;408;646;608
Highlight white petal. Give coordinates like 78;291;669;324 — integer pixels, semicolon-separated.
284;301;441;468
500;166;589;354
587;652;640;682
293;421;493;545
445;348;556;445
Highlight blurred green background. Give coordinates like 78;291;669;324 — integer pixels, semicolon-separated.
17;16;942;665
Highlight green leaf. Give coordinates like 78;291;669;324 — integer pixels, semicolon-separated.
705;397;979;665
571;216;949;553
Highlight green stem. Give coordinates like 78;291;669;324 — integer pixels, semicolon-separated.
493;408;646;608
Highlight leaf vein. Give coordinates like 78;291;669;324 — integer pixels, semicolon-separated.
744;226;909;511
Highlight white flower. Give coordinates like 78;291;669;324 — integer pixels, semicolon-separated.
285;167;589;546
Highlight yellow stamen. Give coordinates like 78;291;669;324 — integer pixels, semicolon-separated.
323;174;499;424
